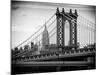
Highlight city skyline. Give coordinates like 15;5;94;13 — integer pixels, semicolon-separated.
11;1;96;49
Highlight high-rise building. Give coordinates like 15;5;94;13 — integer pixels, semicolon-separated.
42;23;49;49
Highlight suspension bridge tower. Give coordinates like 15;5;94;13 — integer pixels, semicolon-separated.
56;8;78;50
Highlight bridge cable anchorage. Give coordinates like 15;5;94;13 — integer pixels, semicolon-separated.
14;20;56;57
14;13;55;48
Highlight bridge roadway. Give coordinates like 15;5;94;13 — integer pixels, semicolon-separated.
14;48;95;62
13;61;92;66
12;48;95;74
12;55;95;74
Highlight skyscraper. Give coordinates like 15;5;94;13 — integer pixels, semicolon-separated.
42;23;49;49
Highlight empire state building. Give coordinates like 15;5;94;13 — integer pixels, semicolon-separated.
42;23;49;48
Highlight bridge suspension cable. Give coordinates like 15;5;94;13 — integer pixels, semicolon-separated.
15;13;55;49
14;26;57;57
60;12;95;33
77;14;96;46
72;13;95;31
13;14;56;57
36;28;56;46
78;14;95;25
27;22;56;46
60;12;96;47
26;19;56;45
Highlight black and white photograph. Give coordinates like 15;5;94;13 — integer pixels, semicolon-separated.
11;0;96;74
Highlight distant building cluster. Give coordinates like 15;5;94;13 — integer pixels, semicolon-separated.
11;23;57;56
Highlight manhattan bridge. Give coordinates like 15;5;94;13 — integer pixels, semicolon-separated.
12;8;96;73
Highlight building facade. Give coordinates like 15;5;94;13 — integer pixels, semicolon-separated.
42;23;49;49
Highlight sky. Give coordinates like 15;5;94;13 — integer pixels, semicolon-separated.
11;1;96;49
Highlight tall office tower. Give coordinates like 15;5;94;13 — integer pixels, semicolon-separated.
42;23;49;49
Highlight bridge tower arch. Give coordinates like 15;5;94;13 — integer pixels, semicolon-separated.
56;8;78;50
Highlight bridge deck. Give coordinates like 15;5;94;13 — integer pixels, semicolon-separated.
14;49;95;62
13;61;91;66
